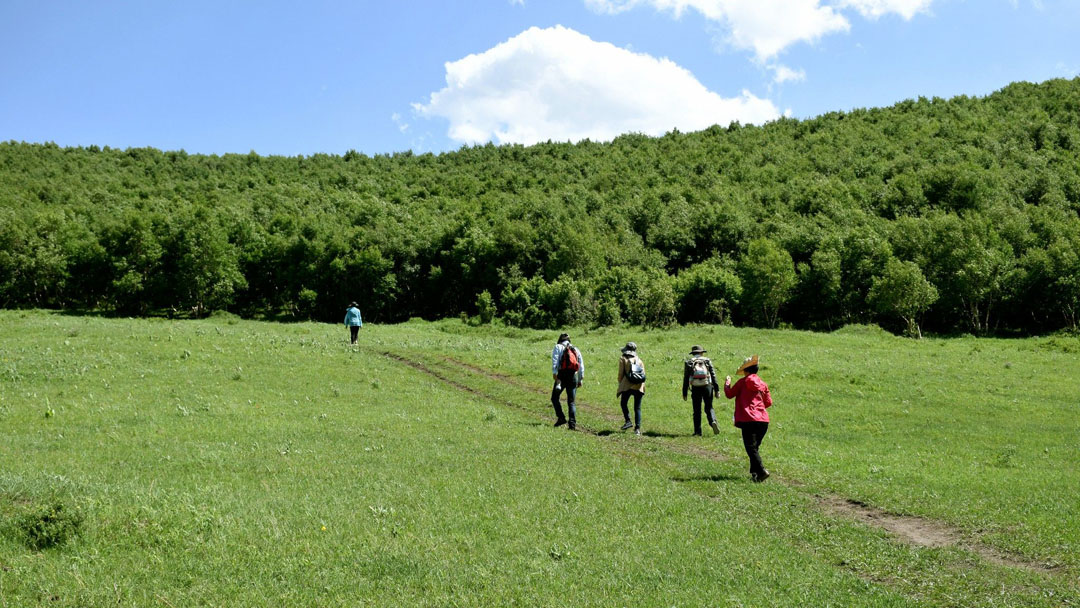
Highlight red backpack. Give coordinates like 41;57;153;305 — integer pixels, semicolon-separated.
559;343;581;372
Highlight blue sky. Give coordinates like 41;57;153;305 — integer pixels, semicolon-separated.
1;0;1077;156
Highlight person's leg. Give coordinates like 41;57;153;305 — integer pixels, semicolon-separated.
691;387;703;435
551;382;566;425
633;391;642;430
742;422;767;479
561;373;578;429
740;425;759;477
754;422;769;479
350;325;359;343
620;392;632;426
703;390;719;434
564;379;577;429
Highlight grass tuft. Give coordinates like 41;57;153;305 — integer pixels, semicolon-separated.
14;502;84;550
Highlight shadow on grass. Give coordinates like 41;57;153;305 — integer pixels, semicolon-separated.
595;429;677;438
671;473;744;483
642;430;682;438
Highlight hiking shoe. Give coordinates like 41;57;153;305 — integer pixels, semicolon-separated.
634;428;642;436
709;421;720;434
568;423;576;430
620;421;633;430
693;431;702;436
758;469;770;482
554;418;567;427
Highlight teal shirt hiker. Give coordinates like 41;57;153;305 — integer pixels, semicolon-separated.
344;307;363;327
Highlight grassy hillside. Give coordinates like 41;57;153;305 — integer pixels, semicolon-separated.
3;78;1080;334
1;311;1077;606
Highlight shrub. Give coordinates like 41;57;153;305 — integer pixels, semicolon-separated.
475;290;496;324
673;256;742;324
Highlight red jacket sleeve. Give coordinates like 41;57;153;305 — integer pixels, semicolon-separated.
724;377;740;399
763;384;772;408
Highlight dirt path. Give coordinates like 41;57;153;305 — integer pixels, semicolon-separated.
384;349;1062;578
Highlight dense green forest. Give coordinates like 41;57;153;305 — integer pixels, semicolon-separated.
2;78;1079;335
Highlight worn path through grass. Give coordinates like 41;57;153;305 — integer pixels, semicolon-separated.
377;340;1076;606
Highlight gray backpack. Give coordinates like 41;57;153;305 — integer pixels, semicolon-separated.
625;356;646;384
689;357;711;387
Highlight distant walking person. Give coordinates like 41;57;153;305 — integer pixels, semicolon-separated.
344;302;363;344
724;355;773;482
616;342;646;435
682;345;720;436
551;333;585;430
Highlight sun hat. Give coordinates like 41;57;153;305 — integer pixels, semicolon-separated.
558;333;570;343
737;355;760;375
689;345;706;355
349;301;358;308
621;341;637;354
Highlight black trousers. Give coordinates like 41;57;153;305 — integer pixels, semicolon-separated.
690;386;716;434
738;421;769;476
349;325;360;343
620;390;643;428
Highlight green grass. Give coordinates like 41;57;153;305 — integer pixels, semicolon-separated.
1;311;1077;606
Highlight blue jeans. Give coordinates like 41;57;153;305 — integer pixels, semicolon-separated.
620;390;642;429
551;372;577;424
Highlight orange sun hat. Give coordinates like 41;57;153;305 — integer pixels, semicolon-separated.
736;355;759;376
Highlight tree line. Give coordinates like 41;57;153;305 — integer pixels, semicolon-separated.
1;78;1079;336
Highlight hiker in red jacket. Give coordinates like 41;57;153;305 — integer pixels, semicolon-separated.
724;355;772;482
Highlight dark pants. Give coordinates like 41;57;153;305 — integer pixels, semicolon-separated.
551;372;577;425
738;421;769;476
349;325;360;343
690;386;716;435
620;390;643;429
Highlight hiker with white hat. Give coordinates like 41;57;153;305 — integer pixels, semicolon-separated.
723;355;773;482
682;345;721;436
616;342;646;435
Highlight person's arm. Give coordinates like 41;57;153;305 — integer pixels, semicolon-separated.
682;362;690;400
707;360;719;396
575;347;584;384
724;376;739;399
617;357;625;384
552;345;561;379
762;384;772;408
344;311;349;326
357;311;362;328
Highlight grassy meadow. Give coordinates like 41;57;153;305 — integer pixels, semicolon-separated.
1;310;1077;606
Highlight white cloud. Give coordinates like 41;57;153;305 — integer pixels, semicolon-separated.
391;112;410;133
587;0;937;60
771;64;806;83
414;26;779;146
833;0;932;19
586;0;850;60
1056;61;1079;78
